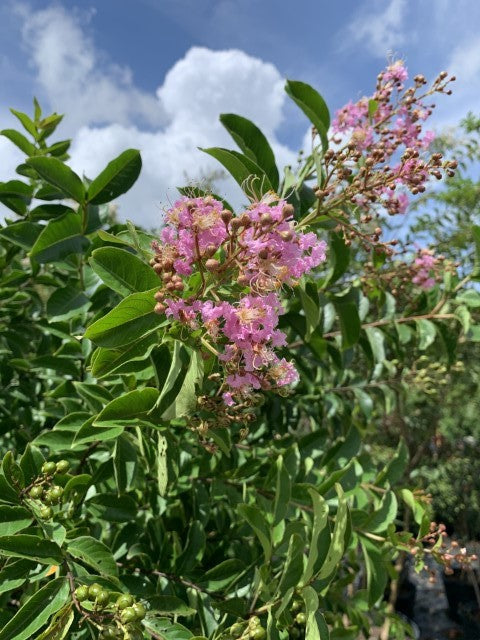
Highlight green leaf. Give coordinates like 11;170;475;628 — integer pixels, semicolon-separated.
376;438;409;486
114;433;137;493
276;533;305;597
176;520;206;573
0;506;32;535
86;493;137;522
162;350;204;419
143;618;193;640
471;225;480;278
145;596;196;617
90;247;159;296
302;489;328;584
87;149;142;204
273;456;291;526
91;332;158;378
66;536;118;576
326;232;350;285
0;559;34;595
1;129;36;156
238;504;271;561
333;300;360;349
363;491;398;533
19;445;45;485
150;342;190;417
157;433;168;497
84;288;163;347
365;327;385;363
46;286;90;322
359;537;388;606
0;535;63;564
0;221;44;249
10;109;37;137
200;147;273;198
94;388;159;426
299;282;321;340
33;604;74;640
30;212;89;263
0;577;69;640
285;80;330;151
416;318;437;350
26;157;85;203
317;484;348;579
219;113;279;189
302;585;330;640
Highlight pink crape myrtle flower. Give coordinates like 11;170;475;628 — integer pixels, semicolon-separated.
153;195;328;404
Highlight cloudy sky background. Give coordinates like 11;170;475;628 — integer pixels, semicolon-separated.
0;0;479;227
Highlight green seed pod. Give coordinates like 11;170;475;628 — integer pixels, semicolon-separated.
88;583;102;600
116;594;134;610
39;505;53;520
29;485;44;499
45;486;63;505
295;612;307;626
121;606;137;623
132;602;146;620
96;590;110;607
250;628;266;640
74;585;89;601
42;461;57;475
290;600;302;613
249;616;260;628
230;622;244;638
56;460;70;474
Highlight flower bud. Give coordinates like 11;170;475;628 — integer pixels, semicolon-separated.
154;303;166;315
205;259;220;271
221;209;233;224
260;213;273;225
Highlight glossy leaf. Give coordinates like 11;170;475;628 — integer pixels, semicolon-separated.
30;212;89;263
285;80;330;151
87;149;142;204
0;577;69;640
26;157;85;203
84;288;163;347
219;113;279;189
0;535;63;564
201;147;273;198
66;536;118;576
90;246;159;296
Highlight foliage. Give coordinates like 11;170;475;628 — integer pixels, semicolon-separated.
0;65;478;640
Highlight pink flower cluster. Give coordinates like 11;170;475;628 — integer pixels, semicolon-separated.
412;249;437;290
331;61;443;216
151;195;327;404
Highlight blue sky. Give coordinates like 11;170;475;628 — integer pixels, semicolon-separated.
0;0;479;226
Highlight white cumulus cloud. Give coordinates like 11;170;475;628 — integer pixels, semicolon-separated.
1;5;297;228
68;45;296;228
18;4;165;131
343;0;407;57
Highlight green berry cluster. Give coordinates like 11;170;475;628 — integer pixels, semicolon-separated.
26;460;70;519
74;584;146;639
227;615;266;639
288;600;306;639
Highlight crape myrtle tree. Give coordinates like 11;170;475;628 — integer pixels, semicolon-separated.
0;62;478;640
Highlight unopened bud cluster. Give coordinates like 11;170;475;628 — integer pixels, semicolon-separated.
316;61;457;250
363;246;452;297
151;194;326;406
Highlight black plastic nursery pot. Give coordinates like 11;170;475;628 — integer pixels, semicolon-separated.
443;568;480;624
